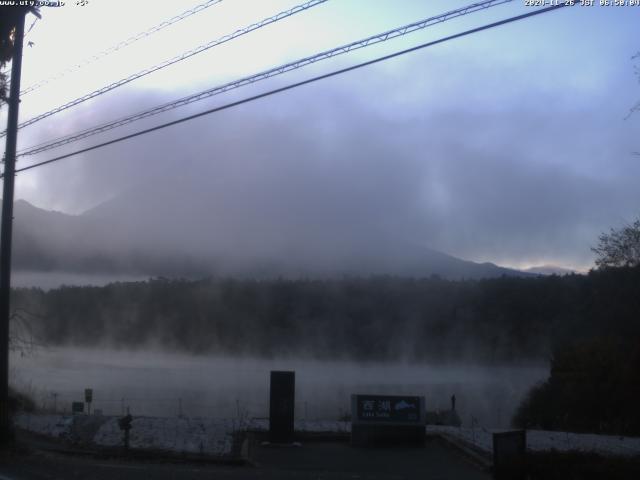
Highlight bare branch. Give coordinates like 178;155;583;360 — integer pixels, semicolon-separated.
9;308;45;356
592;218;640;269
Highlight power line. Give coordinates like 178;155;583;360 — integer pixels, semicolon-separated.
2;0;327;138
17;0;514;157
6;2;573;178
18;0;225;96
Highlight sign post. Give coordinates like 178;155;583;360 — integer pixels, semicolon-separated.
351;394;425;447
84;388;93;415
118;413;133;451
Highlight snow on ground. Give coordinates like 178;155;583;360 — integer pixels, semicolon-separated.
13;414;73;438
93;416;241;456
428;426;640;457
14;414;640;458
248;418;350;433
14;414;243;457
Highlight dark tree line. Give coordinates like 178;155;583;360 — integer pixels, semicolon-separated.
513;335;640;436
11;267;640;434
11;266;640;364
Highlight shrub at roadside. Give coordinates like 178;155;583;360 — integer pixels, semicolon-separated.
513;336;640;436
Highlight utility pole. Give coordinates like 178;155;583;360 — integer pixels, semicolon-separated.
0;10;26;444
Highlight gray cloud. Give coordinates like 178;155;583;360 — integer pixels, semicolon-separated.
14;50;640;272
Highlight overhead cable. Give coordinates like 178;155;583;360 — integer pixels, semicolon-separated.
17;0;514;156
19;0;226;96
4;0;327;138
6;2;574;177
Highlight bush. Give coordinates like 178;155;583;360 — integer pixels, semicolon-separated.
8;386;36;413
513;337;640;435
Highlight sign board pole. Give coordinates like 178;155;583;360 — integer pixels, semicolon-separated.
84;388;93;415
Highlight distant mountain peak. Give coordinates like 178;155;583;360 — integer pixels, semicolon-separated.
10;197;534;281
523;265;580;276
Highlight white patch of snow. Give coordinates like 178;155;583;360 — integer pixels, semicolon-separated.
93;416;240;456
16;414;242;456
15;414;640;458
13;413;73;438
427;426;640;457
247;418;350;433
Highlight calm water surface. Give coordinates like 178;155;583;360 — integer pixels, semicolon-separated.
11;347;547;428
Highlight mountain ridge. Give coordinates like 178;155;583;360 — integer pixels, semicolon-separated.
11;198;533;280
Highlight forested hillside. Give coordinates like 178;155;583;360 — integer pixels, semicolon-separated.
11;267;640;363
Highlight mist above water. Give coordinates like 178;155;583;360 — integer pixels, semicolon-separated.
11;347;547;428
11;271;150;290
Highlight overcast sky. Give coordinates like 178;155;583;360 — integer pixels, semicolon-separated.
2;0;639;272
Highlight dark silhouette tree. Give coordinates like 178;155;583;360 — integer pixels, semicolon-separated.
592;218;640;269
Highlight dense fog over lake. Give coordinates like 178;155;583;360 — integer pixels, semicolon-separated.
11;347;547;428
3;2;639;456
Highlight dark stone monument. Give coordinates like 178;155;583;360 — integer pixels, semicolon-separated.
269;370;295;443
492;430;526;480
351;394;425;447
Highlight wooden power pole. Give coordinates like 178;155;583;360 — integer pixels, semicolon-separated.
0;10;26;444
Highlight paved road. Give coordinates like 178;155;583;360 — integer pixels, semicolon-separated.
1;438;489;479
250;437;489;479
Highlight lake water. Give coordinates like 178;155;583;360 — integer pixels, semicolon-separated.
10;347;548;428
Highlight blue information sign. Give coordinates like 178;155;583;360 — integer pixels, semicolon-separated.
352;394;424;424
